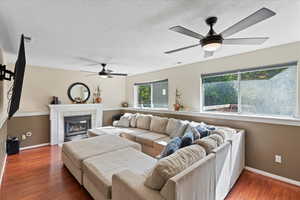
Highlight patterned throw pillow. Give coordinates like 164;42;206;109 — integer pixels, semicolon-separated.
160;137;182;158
184;124;201;140
194;122;216;138
180;131;194;148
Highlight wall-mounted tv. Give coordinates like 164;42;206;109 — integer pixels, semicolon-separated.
8;35;26;119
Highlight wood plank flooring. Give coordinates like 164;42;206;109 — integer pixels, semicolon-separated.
0;146;299;200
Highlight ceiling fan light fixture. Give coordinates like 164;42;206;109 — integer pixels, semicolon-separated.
203;42;222;52
100;75;109;79
200;34;223;52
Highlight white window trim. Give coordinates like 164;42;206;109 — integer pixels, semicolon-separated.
296;62;300;118
200;62;300;119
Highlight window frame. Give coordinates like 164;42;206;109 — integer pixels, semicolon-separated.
200;61;299;118
134;79;168;109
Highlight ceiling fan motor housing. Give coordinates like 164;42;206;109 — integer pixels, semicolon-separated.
200;34;223;47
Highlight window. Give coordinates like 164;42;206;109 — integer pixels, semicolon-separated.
135;79;168;108
201;62;297;117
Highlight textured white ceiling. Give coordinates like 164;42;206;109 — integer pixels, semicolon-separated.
0;0;299;75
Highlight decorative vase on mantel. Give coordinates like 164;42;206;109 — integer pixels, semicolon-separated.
93;86;102;104
95;96;102;104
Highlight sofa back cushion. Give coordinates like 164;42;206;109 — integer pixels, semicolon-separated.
195;136;218;154
165;119;188;138
136;114;152;130
144;144;206;190
150;116;169;134
130;113;139;128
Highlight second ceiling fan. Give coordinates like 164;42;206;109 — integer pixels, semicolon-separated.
83;63;128;78
165;7;276;58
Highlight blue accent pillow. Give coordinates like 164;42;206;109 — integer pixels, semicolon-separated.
160;137;182;158
180;131;194;148
195;124;216;138
195;125;209;138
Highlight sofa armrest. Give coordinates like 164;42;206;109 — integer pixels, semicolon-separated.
212;142;231;200
112;170;164;200
160;154;216;200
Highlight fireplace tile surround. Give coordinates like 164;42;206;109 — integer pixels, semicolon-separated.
49;104;103;145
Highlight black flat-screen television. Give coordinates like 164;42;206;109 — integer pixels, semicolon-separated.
8;35;26;119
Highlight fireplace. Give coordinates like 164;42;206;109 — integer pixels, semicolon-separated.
64;115;91;142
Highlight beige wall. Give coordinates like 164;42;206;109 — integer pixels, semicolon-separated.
10;65;126;113
126;42;300;111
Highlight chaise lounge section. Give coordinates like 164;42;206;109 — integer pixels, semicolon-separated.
62;134;141;184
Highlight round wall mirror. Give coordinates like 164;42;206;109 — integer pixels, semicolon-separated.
67;82;90;103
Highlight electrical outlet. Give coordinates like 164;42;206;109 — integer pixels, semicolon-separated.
275;155;282;163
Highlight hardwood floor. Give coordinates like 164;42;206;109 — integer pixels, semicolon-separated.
1;146;300;200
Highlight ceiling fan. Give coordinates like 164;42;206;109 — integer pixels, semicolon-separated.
165;7;276;58
82;63;128;78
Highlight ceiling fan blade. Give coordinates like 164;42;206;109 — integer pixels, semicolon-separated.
165;44;200;54
109;73;128;76
204;51;214;58
86;74;98;77
220;8;276;38
82;63;99;67
223;37;269;45
169;26;205;40
106;69;113;72
80;70;98;73
78;57;105;64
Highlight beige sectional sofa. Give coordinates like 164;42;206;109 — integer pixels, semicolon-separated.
62;113;245;200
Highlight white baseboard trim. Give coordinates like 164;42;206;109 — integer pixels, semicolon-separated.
20;143;50;151
245;166;300;187
0;154;7;186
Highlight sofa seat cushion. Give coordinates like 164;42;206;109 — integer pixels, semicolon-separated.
88;126;148;138
144;144;207;190
82;147;157;199
62;135;141;169
87;126;124;137
120;128;152;141
136;132;168;147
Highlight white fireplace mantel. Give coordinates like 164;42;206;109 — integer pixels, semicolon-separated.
49;104;103;145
